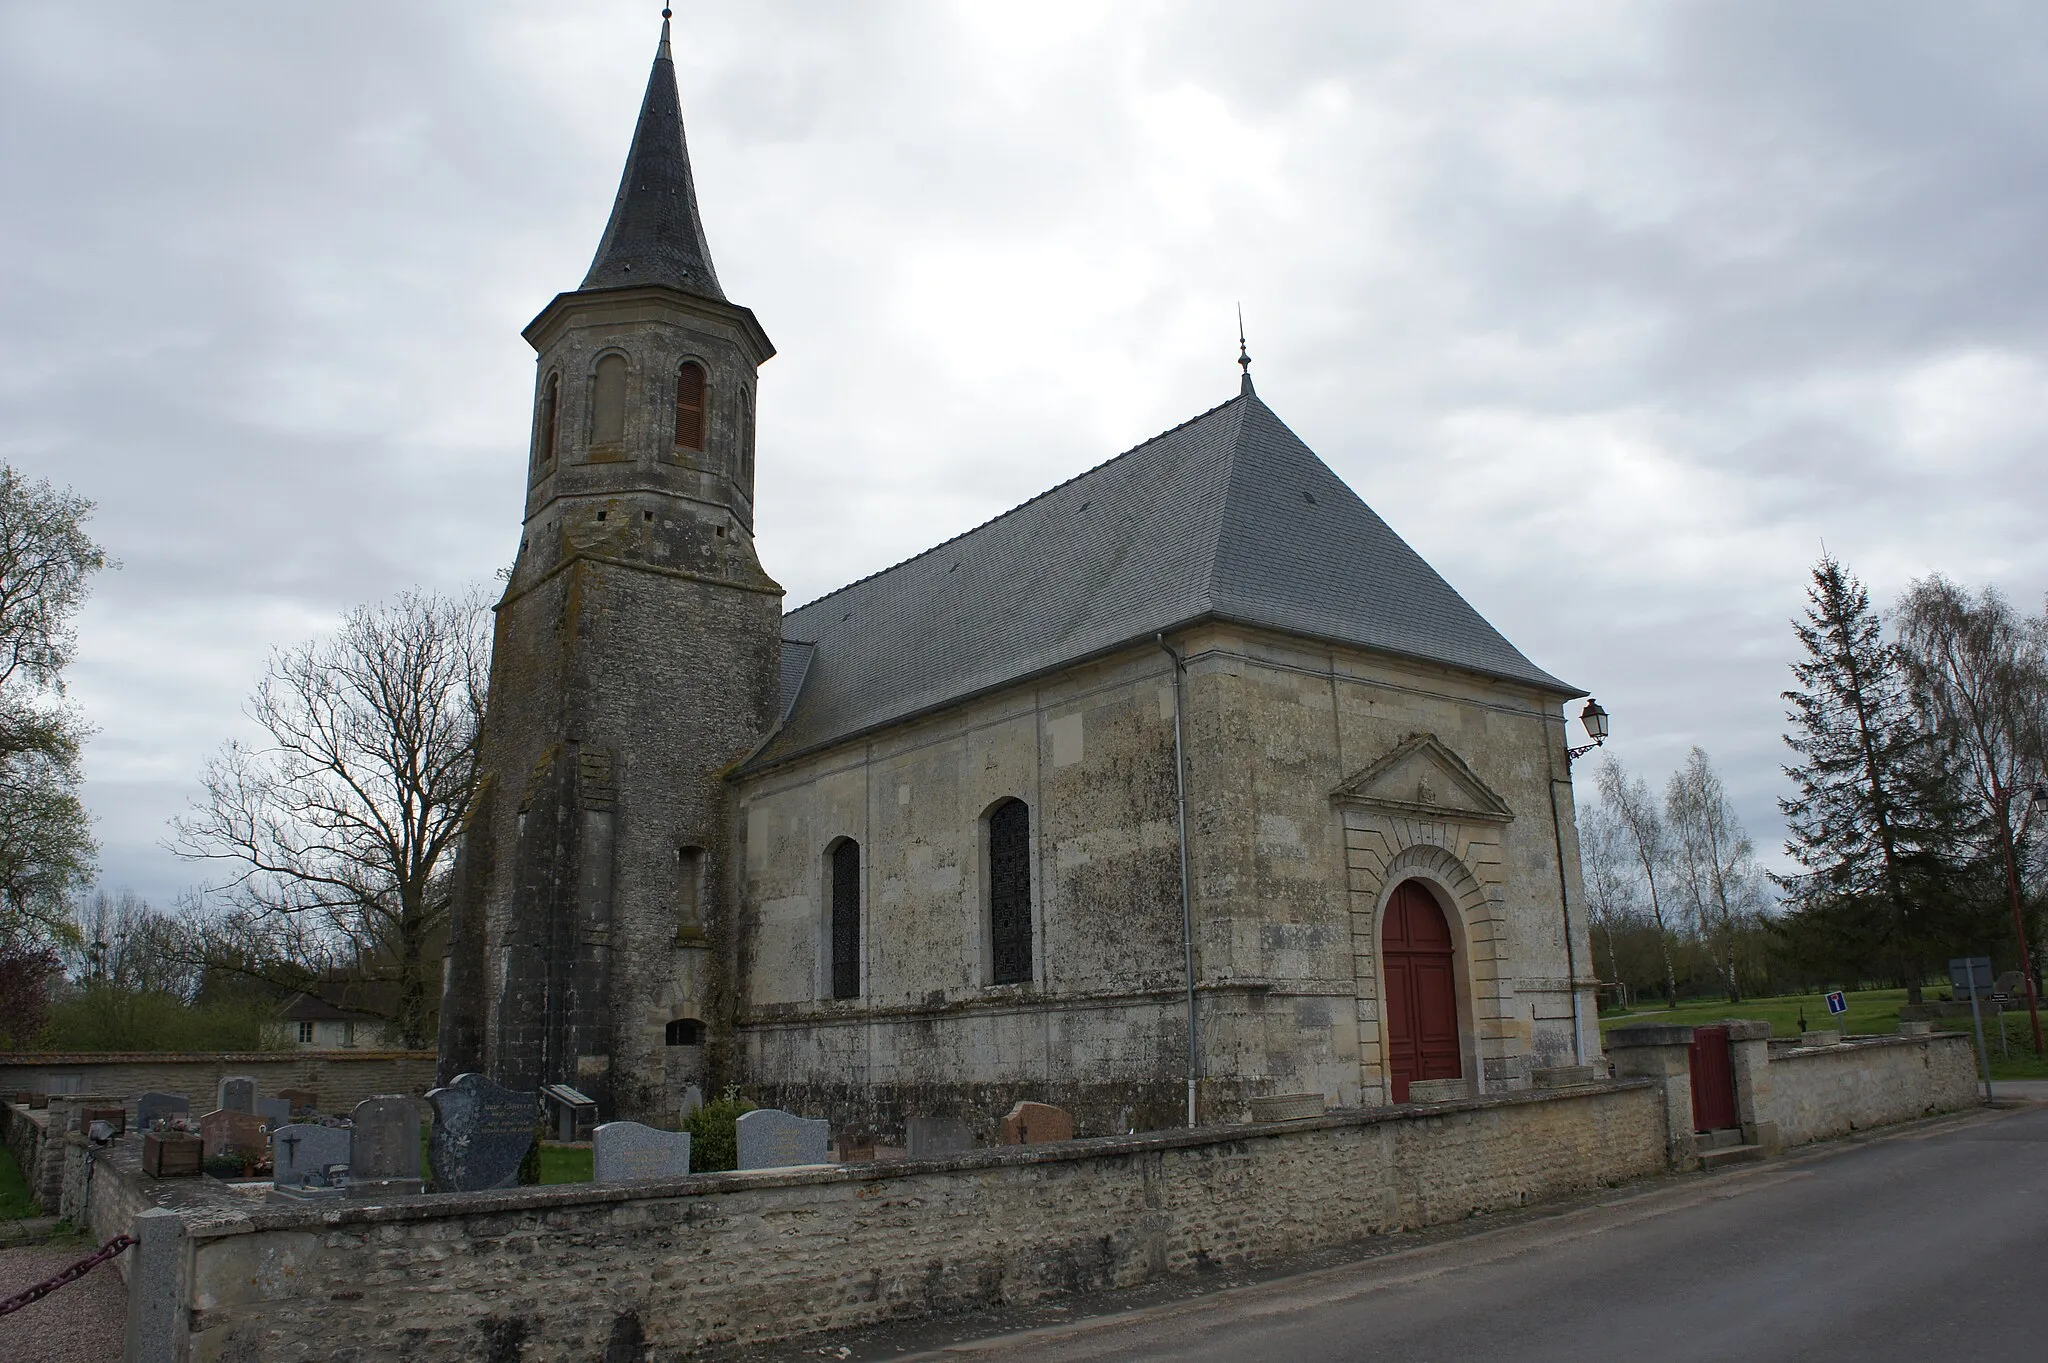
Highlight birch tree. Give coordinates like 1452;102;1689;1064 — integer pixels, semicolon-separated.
1596;755;1679;1008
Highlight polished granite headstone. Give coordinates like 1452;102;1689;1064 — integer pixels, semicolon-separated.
735;1109;830;1170
347;1095;423;1197
136;1092;189;1131
594;1121;692;1184
215;1076;257;1113
426;1073;534;1193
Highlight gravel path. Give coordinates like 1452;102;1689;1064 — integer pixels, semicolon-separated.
0;1243;128;1362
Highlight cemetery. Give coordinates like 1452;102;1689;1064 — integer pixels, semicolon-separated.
0;1022;1983;1358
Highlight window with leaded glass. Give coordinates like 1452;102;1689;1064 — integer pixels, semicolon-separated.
830;839;860;999
987;799;1032;985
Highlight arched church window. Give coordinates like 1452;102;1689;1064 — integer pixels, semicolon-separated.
986;799;1032;985
592;353;628;445
665;1018;704;1046
829;838;860;1000
674;361;707;451
537;372;560;470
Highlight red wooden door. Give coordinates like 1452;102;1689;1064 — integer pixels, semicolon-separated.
1688;1025;1739;1132
1383;882;1462;1103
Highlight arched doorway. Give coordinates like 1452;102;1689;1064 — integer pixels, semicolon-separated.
1383;880;1462;1102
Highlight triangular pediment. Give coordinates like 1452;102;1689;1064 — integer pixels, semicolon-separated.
1331;733;1513;823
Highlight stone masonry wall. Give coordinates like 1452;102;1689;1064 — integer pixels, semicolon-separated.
1761;1034;1979;1147
0;1052;438;1115
171;1084;1662;1360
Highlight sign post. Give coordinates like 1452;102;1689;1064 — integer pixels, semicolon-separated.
1824;990;1848;1027
1949;956;1996;1103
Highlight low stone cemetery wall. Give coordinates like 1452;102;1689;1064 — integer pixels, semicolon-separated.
1760;1032;1979;1146
0;1050;437;1113
100;1082;1664;1359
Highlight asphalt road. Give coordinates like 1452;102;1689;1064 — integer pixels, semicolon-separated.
889;1100;2048;1362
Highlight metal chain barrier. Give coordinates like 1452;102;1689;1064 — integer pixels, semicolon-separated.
0;1234;136;1318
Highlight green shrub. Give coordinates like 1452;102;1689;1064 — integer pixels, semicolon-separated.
684;1089;756;1172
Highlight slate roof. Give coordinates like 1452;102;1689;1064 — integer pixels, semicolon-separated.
580;17;724;300
752;389;1574;769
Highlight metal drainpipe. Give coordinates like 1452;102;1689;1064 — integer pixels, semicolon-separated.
1547;735;1586;1066
1158;634;1200;1127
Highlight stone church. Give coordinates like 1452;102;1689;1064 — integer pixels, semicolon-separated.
438;16;1601;1138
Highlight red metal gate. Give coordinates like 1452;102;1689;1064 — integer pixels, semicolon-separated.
1688;1024;1739;1132
1383;882;1462;1103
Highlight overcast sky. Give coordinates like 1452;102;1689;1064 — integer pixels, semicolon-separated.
4;1;2044;910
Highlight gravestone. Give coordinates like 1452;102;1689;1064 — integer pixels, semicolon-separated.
594;1121;693;1184
255;1096;292;1129
277;1087;320;1116
271;1122;351;1189
906;1117;974;1158
541;1083;598;1142
215;1076;257;1113
136;1092;190;1131
426;1073;535;1193
735;1109;830;1170
1000;1101;1074;1145
347;1095;424;1197
199;1108;267;1162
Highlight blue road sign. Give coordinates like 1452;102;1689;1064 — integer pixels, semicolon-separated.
1825;990;1848;1017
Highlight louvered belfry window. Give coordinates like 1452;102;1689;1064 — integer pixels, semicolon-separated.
538;372;560;467
830;839;860;1000
988;799;1033;985
674;361;707;451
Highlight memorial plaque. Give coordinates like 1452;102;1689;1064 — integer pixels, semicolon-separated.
277;1088;320;1116
136;1092;190;1131
215;1076;257;1113
271;1123;351;1188
199;1108;266;1162
594;1121;693;1184
1000;1101;1074;1145
735;1108;830;1170
255;1097;292;1129
347;1096;423;1195
906;1116;974;1158
427;1073;535;1193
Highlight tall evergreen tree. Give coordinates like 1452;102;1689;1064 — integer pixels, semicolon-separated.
1778;554;1952;1000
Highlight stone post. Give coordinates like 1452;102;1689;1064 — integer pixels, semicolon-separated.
1604;1023;1696;1167
1719;1019;1780;1153
123;1207;187;1363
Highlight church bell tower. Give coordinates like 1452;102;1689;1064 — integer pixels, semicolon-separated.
438;13;781;1119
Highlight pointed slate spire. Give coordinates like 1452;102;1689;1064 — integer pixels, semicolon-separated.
581;10;725;299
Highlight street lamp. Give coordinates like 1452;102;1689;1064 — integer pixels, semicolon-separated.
1566;697;1610;765
1553;695;1612;1065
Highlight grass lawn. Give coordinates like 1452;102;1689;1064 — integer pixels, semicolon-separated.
1598;987;2048;1080
536;1143;592;1184
1;1145;38;1220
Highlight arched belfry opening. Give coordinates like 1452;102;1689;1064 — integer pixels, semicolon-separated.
674;360;706;451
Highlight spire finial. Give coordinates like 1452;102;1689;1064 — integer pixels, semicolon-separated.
1236;304;1255;396
660;8;673;58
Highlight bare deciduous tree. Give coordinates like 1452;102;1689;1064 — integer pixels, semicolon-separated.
0;464;110;939
1596;754;1679;1008
171;590;489;1048
1665;746;1759;1002
1577;798;1642;1005
1896;575;2048;1051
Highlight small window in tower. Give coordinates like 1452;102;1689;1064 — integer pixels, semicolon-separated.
537;372;560;469
674;361;707;451
676;845;705;934
740;388;756;484
592;353;628;444
828;838;861;1000
665;1018;704;1046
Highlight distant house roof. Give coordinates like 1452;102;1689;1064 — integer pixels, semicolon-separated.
276;980;397;1024
751;390;1574;769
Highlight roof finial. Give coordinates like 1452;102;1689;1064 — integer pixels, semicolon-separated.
1237;304;1255;396
660;8;673;59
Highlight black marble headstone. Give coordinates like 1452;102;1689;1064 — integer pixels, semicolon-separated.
427;1073;535;1192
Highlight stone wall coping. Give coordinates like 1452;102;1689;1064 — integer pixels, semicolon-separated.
1604;1023;1696;1048
0;1051;435;1065
169;1081;1658;1243
1772;1032;1963;1058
